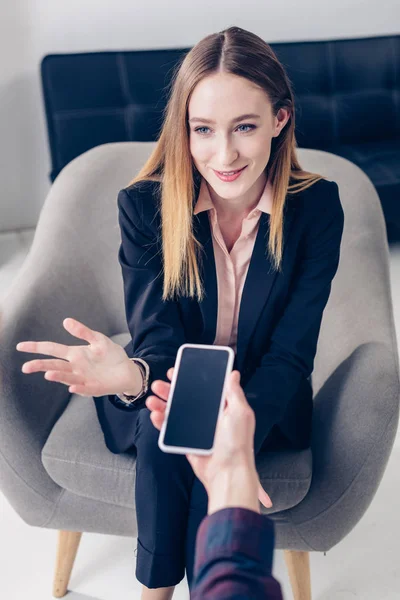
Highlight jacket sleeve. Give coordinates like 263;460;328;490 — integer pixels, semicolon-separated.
94;184;186;453
191;507;283;600
243;181;345;453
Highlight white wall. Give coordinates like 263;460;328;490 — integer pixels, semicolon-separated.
1;0;399;232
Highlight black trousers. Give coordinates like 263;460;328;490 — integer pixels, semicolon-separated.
132;407;290;589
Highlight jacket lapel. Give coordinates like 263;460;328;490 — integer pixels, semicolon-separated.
192;209;218;345
192;175;297;370
235;199;297;371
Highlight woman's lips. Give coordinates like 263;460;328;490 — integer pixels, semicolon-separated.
213;166;247;182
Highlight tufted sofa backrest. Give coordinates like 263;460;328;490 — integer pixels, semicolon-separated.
41;34;400;182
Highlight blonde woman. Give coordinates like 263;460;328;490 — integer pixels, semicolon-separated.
17;26;344;600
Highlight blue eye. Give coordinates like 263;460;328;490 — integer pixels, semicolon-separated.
236;124;256;133
194;126;211;135
193;124;256;135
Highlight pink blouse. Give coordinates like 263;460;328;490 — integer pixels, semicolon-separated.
194;176;273;355
119;176;273;402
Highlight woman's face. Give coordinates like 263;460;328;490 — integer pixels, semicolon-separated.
188;72;289;200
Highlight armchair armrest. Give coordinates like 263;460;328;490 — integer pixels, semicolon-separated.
286;342;400;550
0;148;128;523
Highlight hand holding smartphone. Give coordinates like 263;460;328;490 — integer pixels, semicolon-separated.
158;343;234;455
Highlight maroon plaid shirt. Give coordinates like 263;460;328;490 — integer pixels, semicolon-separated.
191;507;283;599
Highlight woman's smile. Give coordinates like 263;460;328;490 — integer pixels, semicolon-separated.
212;165;247;182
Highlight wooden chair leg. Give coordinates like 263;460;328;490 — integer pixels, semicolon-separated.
283;549;312;600
53;530;82;598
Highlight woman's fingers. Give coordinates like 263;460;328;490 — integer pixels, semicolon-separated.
62;318;99;345
21;358;71;374
43;371;85;386
167;367;174;380
16;340;70;360
16;318;99;358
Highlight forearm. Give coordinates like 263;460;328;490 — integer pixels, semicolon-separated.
207;463;260;515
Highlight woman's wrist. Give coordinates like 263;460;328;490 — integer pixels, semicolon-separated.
121;359;144;396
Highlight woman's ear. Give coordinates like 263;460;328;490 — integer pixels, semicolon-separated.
274;107;291;137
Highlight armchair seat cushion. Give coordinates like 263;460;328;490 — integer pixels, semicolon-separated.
42;391;138;509
41;337;313;512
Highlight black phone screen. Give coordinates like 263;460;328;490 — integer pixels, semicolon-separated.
163;346;231;450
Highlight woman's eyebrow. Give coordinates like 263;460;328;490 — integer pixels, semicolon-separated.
188;113;261;124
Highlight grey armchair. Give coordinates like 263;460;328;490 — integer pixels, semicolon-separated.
1;142;398;599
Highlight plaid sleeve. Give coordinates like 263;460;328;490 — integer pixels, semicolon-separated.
191;507;283;599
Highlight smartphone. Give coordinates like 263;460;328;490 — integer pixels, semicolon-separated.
158;343;235;456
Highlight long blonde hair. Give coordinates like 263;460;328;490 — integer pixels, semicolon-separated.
129;26;324;301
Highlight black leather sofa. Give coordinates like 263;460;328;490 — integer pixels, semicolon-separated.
41;34;400;241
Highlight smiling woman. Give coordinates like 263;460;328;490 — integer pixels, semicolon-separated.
129;26;326;303
16;24;344;600
109;25;343;597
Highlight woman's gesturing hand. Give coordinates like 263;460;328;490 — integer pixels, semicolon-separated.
16;317;133;397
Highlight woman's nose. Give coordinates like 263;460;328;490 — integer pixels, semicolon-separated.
217;139;239;167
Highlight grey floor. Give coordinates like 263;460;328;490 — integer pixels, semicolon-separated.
1;228;400;600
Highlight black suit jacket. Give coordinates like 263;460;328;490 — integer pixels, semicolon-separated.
94;176;344;455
